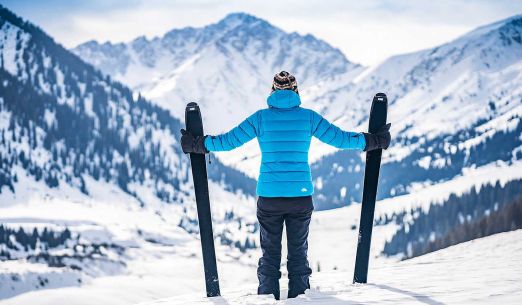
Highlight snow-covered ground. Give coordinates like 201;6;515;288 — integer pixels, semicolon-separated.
1;161;521;304
139;230;522;305
308;160;522;276
0;170;257;304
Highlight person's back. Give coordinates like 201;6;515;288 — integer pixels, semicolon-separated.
180;71;390;300
257;94;317;197
203;87;368;197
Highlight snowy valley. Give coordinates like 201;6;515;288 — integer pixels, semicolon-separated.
1;4;522;305
1;163;521;304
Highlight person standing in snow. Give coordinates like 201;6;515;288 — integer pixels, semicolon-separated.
180;71;391;300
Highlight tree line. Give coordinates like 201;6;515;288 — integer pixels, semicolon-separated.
0;225;72;259
383;179;522;259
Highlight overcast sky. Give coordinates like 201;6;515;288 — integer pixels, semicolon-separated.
2;0;521;65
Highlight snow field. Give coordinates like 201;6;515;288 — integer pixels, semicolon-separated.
2;160;522;304
138;230;522;304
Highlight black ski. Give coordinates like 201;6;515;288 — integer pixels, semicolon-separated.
185;102;220;297
353;93;388;284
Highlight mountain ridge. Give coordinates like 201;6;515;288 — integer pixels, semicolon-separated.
72;12;361;134
0;3;256;206
71;11;522;209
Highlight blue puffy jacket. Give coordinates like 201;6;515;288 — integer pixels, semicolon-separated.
204;90;366;197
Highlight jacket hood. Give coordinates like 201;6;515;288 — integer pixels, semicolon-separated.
267;90;301;109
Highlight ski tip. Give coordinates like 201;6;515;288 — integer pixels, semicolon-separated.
186;102;199;111
374;93;387;102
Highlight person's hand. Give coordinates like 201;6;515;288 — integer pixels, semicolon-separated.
180;129;208;154
180;129;194;153
363;123;391;151
375;123;391;149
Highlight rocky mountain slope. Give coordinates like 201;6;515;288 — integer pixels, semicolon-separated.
74;13;522;209
0;4;257;290
0;5;255;203
73;13;362;132
311;15;522;208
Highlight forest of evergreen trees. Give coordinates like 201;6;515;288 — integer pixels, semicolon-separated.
1;4;521;215
311;119;522;210
420;196;522;255
0;6;256;203
2;5;521;262
0;225;72;259
178;208;259;252
383;179;522;259
0;224;127;269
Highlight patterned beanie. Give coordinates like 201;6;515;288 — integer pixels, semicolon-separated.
271;71;299;95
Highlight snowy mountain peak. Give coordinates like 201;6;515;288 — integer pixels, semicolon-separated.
218;12;266;28
460;14;522;41
74;11;354;81
73;12;361;132
495;16;522;45
72;10;522;210
0;3;255;204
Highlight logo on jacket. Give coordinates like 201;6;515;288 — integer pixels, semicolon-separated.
301;188;308;192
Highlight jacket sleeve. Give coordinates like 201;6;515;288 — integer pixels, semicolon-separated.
204;111;260;152
310;110;366;150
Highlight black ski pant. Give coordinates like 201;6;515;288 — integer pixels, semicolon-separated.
256;196;313;300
